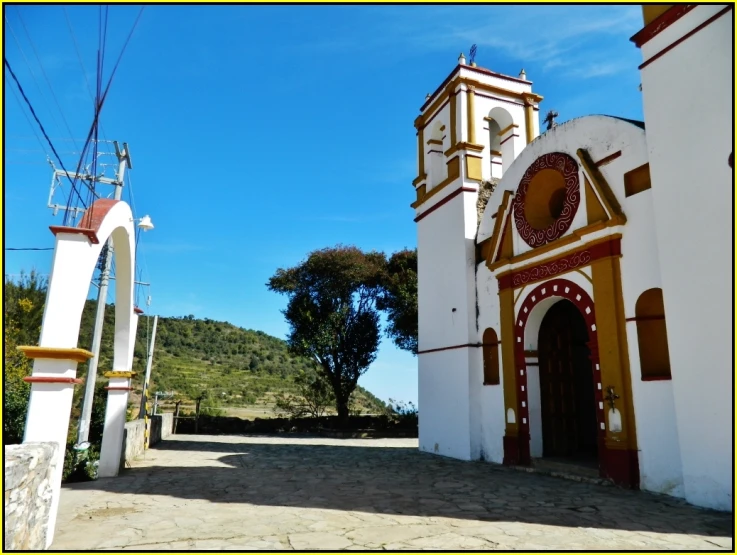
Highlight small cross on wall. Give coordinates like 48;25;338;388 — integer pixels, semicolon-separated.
604;385;620;410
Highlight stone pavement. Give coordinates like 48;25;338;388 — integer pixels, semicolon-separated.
52;435;733;550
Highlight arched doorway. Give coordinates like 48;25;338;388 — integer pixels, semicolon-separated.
538;299;597;462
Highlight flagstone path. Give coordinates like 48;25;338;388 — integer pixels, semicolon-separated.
52;434;733;550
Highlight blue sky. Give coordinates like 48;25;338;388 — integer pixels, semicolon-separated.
4;5;645;406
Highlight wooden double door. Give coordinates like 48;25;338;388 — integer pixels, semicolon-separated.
538;299;598;459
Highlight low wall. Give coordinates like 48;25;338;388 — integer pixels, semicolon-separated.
121;413;174;470
174;414;418;437
122;420;146;469
4;442;58;551
148;413;174;446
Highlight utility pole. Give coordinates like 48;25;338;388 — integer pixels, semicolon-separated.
138;314;159;420
76;143;133;446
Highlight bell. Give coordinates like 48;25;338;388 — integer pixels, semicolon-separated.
138;215;154;231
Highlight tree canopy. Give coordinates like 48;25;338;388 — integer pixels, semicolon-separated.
267;246;387;424
377;249;418;355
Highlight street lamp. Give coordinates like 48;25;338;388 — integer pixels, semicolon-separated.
137;215;154;231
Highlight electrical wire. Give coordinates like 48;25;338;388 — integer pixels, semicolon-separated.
4;57;87;210
15;8;80;152
62;5;145;226
7;84;47;155
63;6;109;144
4;15;66;146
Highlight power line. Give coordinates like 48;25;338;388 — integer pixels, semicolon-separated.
15;7;80;152
63;6;109;144
6;82;47;155
4;14;65;145
61;5;145;226
4;57;87;210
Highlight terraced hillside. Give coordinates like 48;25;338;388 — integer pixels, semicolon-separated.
79;307;386;418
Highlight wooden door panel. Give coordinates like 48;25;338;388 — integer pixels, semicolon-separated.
538;299;595;459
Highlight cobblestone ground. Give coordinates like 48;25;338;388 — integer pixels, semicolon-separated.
52;435;733;550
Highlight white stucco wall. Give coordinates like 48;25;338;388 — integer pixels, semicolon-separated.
475;263;506;463
620;185;684;498
418;349;471;460
639;5;733;511
417;190;480;461
473;115;691;499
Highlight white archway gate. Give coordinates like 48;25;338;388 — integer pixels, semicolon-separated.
18;198;139;548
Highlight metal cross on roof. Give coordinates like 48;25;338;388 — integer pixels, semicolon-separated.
469;44;477;65
544;109;559;131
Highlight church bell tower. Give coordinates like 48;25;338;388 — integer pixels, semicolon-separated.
413;53;542;460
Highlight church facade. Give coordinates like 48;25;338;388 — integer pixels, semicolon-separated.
413;4;732;512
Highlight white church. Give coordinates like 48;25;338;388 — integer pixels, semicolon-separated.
413;4;732;512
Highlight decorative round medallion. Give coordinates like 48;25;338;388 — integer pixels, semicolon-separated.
512;152;580;248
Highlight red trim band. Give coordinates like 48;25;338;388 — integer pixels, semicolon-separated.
500;134;519;146
639;6;732;70
414;187;476;223
497;237;622;291
418;342;481;355
630;5;697;48
23;376;82;384
105;386;134;391
49;226;100;245
625;315;665;322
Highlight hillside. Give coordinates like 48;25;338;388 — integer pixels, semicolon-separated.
78;304;387;418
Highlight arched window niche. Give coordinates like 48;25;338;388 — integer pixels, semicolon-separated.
482;328;500;385
635;288;672;381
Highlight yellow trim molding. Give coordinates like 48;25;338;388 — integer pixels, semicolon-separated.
449;92;458;146
466;85;476;144
444;141;485;157
426;139;443;146
411;156;461;208
417;127;425;177
591;253;638;450
465;154;483;182
490;226;624;273
104;371;137;379
412;174;427;187
17;346;94;363
499;286;518;437
577;148;626;223
416;75;543;131
497;123;519;136
523;98;534;144
575;268;594;284
484;190;514;268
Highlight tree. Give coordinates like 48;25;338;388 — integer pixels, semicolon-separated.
377;249;418;355
3;271;48;445
267;246;385;425
273;369;335;418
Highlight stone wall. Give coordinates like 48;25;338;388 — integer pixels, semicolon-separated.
122;419;146;469
147;413;174;446
4;442;58;551
121;413;174;470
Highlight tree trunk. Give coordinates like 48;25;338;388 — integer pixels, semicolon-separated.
336;397;350;429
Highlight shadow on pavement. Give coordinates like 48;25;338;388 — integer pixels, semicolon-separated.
63;435;733;540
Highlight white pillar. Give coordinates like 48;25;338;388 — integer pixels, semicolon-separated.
98;376;133;477
20;347;93;548
99;312;139;477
